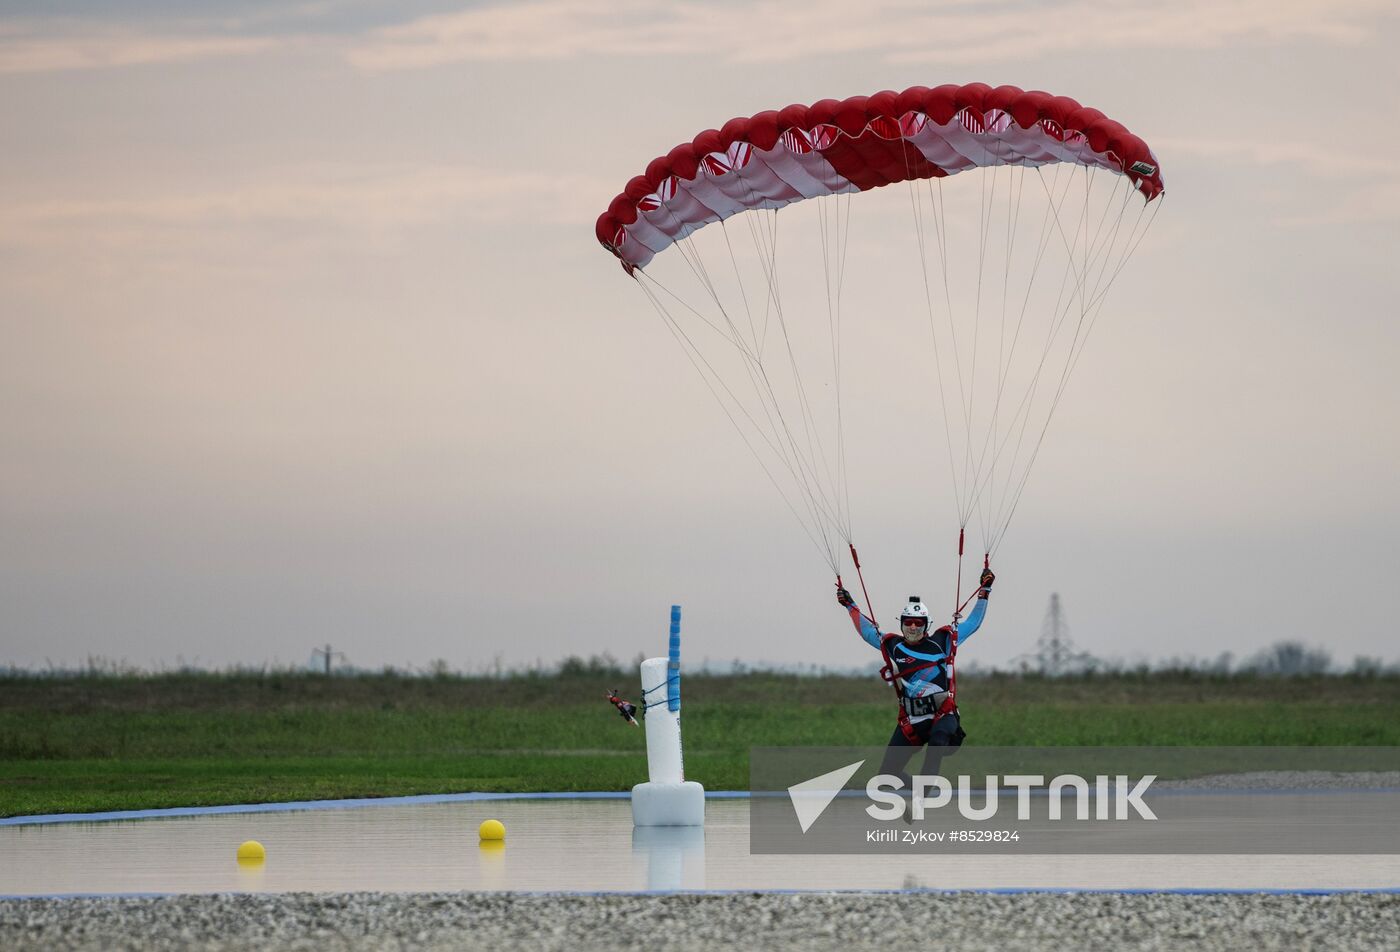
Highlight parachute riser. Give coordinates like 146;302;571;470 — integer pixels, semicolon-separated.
844;542;878;631
951;529;990;623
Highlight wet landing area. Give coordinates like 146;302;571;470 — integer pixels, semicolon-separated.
2;797;1396;895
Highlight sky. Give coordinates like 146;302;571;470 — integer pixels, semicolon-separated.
1;0;1398;674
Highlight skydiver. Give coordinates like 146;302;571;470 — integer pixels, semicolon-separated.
836;567;994;793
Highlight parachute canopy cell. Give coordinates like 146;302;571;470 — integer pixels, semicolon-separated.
595;82;1164;271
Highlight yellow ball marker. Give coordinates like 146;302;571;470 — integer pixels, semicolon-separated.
236;840;266;864
478;819;506;842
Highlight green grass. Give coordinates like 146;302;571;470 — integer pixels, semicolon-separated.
1;671;1397;818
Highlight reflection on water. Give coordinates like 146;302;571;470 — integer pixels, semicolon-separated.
0;799;1394;894
633;825;705;891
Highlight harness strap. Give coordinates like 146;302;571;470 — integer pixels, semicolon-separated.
881;634;958;723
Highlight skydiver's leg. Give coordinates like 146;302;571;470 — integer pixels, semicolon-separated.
920;712;964;778
879;718;932;791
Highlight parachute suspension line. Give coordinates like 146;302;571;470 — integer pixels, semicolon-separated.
674;202;848;553
1036;168;1127;395
981;161;1013;546
967;133;1025;540
674;219;843;544
640;274;843;574
669;226;731;328
914;176;972;524
980;160;1031;546
634;269;798;472
1072;180;1154;327
916;146;1064;558
677;231;740;344
906;176;964;528
1040;185;1158;389
755;195;856;553
694;229;767;374
967;136;1018;545
1052;189;1161;411
894;148;962;578
804;146;863;571
634;259;761;361
818;193;853;543
931;177;972;473
633;273;840;572
962;134;1006;530
718;190;844;535
636;209;849;567
945;163;1079;547
756;205;858;556
743;207;782;358
759;212;848;547
816;197;838;519
931;174;980;526
975;162;1067;505
824;189;857;545
985;171;1160;557
980;167;1113;545
828;189;851;294
722;228;826;517
816;196;849;546
717;219;761;357
1080;165;1092;345
971;157;1044;547
716;214;807;471
744;194;862;561
953;163;1138;557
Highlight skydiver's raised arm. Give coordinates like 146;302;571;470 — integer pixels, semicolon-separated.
836;584;882;649
954;567;996;645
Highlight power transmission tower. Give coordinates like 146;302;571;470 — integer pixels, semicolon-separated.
1019;593;1097;676
311;644;347;675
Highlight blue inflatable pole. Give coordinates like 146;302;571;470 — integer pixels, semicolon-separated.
668;605;681;713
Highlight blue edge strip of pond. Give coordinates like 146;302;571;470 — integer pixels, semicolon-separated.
0;789;725;827
6;785;1400;828
7;785;1399;828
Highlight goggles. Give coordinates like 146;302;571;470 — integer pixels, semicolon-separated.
900;617;928;629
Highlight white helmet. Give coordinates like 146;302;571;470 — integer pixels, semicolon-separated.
900;596;929;628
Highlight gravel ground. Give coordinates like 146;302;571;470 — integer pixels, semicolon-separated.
2;891;1397;952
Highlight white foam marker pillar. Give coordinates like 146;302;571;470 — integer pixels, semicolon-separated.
631;605;705;827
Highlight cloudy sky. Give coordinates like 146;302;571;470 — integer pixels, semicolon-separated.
2;0;1397;674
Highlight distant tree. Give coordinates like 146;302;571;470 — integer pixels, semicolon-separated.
1243;641;1332;676
1349;655;1384;677
558;653;623;678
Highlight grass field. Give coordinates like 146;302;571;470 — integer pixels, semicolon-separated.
2;670;1398;818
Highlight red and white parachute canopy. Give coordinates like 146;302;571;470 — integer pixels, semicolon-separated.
597;83;1163;271
595;83;1164;599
